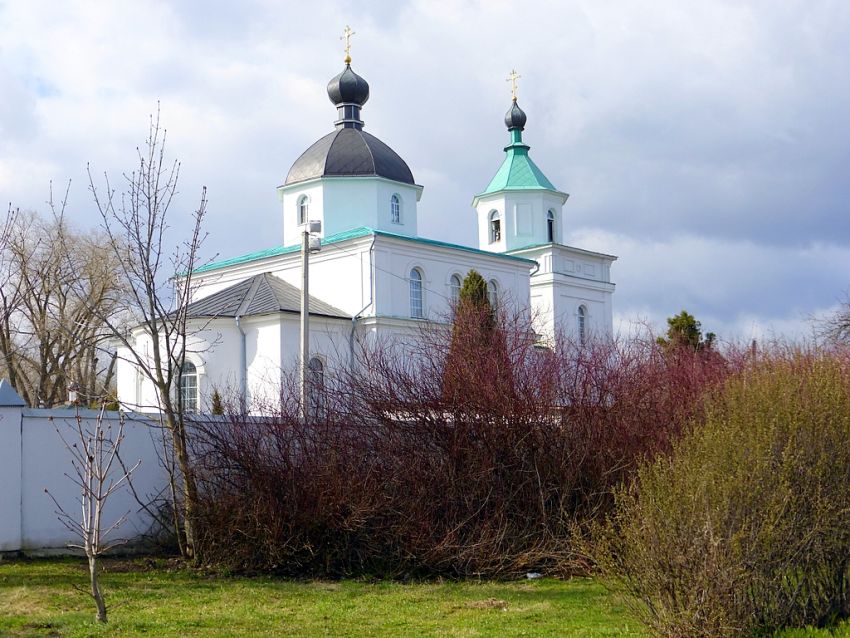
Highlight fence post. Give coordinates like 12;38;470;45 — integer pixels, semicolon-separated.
0;380;25;552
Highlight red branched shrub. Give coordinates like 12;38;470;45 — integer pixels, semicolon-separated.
191;310;731;577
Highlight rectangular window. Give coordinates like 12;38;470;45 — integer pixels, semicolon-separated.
179;366;198;414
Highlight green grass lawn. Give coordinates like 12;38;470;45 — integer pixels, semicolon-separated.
4;558;847;637
0;557;646;637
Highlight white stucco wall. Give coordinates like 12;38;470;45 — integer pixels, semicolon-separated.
474;189;568;252
243;316;282;405
116;320;242;414
118;227;614;412
371;236;534;322
515;244;617;343
190;238;371;318
279;177;422;245
118;311;355;414
280;180;324;247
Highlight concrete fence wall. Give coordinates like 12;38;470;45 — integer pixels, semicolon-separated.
0;387;167;553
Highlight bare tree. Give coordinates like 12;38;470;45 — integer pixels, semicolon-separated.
821;293;850;344
45;405;140;623
0;205;121;406
85;107;209;559
0;204;16;262
0;204;20;384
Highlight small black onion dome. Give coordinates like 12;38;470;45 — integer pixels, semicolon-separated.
505;99;527;130
327;64;370;106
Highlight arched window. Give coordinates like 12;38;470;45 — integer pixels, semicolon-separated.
489;210;501;243
308;357;324;417
547;209;556;243
391;194;401;224
449;274;462;304
298;195;309;225
487;279;498;308
179;361;198;414
577;305;587;345
409;268;424;318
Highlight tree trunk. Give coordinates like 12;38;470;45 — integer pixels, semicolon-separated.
164;407;198;560
89;555;107;623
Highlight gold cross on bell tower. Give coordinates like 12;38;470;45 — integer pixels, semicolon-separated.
506;69;521;101
341;25;355;64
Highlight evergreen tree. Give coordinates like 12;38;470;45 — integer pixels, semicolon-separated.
658;310;716;351
456;269;494;329
444;270;512;406
210;388;224;416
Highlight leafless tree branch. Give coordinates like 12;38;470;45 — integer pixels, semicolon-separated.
45;405;140;623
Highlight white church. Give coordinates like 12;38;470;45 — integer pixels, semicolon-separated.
117;49;617;413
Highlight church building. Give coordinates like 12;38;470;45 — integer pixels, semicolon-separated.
116;46;617;413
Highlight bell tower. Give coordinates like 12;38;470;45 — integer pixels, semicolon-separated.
473;72;568;253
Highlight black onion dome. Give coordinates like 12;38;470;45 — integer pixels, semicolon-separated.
505;99;527;130
284;62;414;186
327;64;370;106
285;128;415;186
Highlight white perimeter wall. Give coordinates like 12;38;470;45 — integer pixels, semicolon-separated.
0;406;166;552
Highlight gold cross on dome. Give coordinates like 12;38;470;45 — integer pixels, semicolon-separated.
341;25;355;63
506;69;521;101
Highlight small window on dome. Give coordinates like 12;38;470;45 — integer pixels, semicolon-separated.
489;210;501;243
298;195;309;226
547;209;556;243
391;194;401;224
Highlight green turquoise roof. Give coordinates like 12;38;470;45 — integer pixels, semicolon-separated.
195;226;536;274
477;121;560;197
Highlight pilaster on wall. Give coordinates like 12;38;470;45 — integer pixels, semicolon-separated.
0;380;25;551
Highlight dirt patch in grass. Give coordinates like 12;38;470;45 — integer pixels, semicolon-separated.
465;598;509;610
4;587;57;616
308;581;342;591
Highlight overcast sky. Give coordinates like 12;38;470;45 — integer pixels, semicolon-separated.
2;0;848;341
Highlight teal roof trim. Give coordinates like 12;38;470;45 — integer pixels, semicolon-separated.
369;227;536;265
196;226;535;274
195;245;290;273
480;143;558;196
194;227;374;273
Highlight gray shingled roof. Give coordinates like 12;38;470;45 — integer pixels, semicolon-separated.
186;273;349;320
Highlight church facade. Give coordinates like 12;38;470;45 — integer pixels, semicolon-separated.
116;55;617;413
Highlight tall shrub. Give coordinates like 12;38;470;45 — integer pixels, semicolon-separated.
191;321;730;578
593;351;850;638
